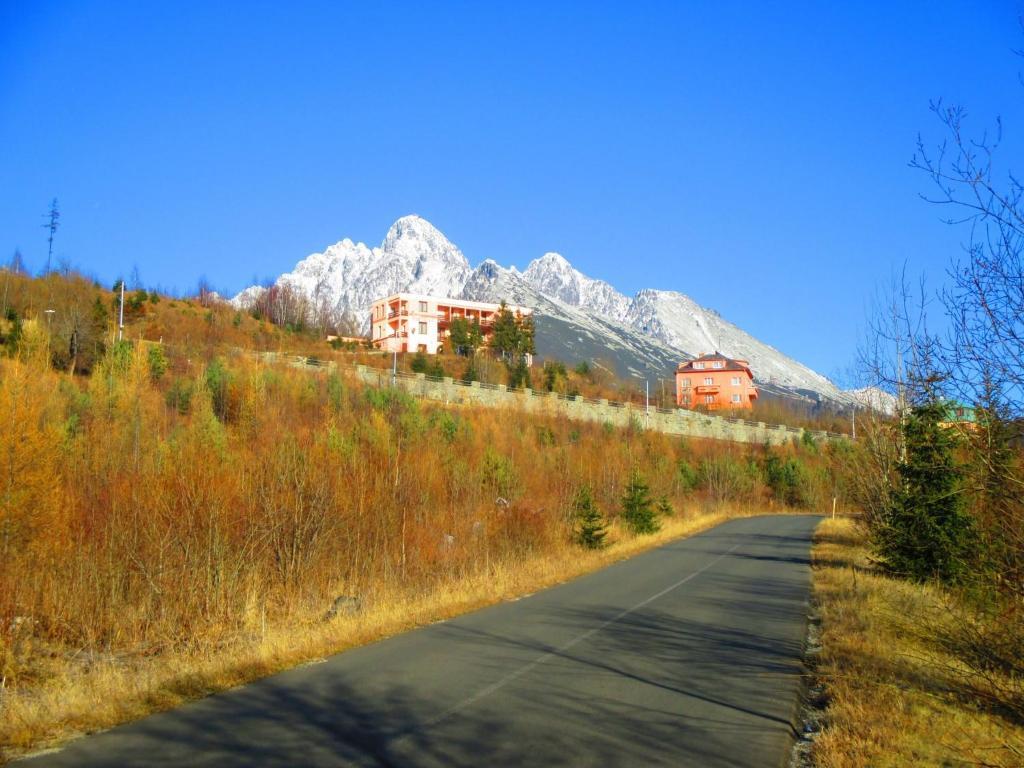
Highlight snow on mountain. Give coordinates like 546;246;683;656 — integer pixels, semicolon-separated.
232;284;267;307
462;261;686;379
522;252;631;322
846;386;898;416
232;215;471;329
625;289;845;400
235;214;851;405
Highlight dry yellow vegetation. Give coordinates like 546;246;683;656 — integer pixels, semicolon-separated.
811;517;1024;767
2;509;747;762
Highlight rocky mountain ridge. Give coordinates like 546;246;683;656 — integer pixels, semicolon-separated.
232;215;857;405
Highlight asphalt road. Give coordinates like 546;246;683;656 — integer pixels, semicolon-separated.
20;514;821;768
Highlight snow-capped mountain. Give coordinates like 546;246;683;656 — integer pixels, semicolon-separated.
521;252;631;323
462;260;686;379
846;386;898;416
234;216;471;328
623;290;845;399
233;215;853;406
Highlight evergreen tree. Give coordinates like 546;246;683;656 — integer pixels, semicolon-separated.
3;309;22;354
426;358;445;378
657;495;674;517
449;317;484;356
147;344;168;382
508;358;530;389
621;470;659;535
520;313;536;356
489;301;536;387
572;485;608;549
410;350;429;373
543;360;567;392
874;397;977;583
489;301;518;360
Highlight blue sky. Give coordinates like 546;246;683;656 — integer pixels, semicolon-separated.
2;1;1022;379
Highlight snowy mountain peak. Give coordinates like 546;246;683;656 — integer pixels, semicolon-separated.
523;251;631;322
381;215;469;270
533;251;573;269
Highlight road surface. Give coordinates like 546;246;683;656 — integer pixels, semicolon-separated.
20;514;820;767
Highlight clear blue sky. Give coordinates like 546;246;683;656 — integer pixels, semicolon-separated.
2;1;1022;379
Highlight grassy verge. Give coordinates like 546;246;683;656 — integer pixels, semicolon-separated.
2;507;757;762
810;517;1024;767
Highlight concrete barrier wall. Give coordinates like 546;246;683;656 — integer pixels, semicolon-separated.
328;361;844;447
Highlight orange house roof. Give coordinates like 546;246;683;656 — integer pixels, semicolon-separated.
676;352;755;380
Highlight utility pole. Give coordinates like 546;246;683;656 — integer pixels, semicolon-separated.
42;199;59;274
118;281;125;341
645;379;650;429
852;408;856;440
44;308;55;361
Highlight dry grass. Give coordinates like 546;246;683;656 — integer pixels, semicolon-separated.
1;508;747;762
811;517;1024;767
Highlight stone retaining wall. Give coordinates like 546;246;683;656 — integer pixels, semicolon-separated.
337;362;843;447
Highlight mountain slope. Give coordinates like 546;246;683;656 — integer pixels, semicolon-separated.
624;289;844;399
522;252;631;323
233;215;848;405
462;261;685;380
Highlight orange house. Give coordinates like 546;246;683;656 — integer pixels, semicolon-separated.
676;352;759;410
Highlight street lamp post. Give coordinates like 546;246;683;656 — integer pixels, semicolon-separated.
44;308;55;360
118;281;125;341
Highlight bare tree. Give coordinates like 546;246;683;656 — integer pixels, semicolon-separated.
912;102;1024;420
196;277;218;308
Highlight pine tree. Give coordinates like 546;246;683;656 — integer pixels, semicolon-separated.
573;485;608;549
657;495;674;517
874;397;977;583
621;470;659;535
410;350;429;373
147;344;168;382
489;302;518;360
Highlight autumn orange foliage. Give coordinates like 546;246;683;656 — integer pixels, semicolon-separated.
0;275;849;757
